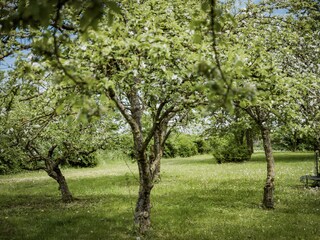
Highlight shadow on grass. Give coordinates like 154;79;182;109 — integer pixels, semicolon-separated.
150;178;320;239
1;167;319;239
164;152;315;166
164;157;216;165
156;179;319;215
0;192;136;240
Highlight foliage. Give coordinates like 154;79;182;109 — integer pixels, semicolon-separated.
163;133;212;158
0;0;120;33
211;133;251;164
194;137;212;155
0;59;118;174
271;126;315;152
110;133;135;158
164;134;199;158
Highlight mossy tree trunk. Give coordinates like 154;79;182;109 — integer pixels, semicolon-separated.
261;127;275;209
134;152;153;233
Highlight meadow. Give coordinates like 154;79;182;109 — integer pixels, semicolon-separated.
1;151;319;240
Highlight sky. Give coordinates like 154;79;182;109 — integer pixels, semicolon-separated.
0;56;15;71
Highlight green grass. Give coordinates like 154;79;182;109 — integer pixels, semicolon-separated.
1;152;320;240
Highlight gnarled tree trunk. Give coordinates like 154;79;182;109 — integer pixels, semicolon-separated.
54;166;73;203
107;83;183;234
261;127;275;209
134;162;153;234
133;147;154;234
46;161;73;203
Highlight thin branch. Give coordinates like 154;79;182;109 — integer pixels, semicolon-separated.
142;100;169;151
105;86;139;133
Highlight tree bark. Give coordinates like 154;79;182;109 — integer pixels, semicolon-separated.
261;127;275;209
246;128;254;154
134;154;153;234
46;163;73;203
54;166;73;203
107;86;179;234
151;128;165;181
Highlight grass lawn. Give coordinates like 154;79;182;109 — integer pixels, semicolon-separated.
0;151;319;239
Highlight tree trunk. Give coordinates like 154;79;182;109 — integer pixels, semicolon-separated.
151;128;164;182
246;128;254;155
153;160;161;181
134;154;153;234
260;127;275;209
54;166;73;203
46;163;73;203
292;131;298;152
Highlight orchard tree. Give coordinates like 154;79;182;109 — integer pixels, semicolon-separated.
201;0;315;208
0;70;22;173
203;104;257;163
231;0;320;207
83;1;209;232
275;0;320;151
0;59;114;202
2;0;210;233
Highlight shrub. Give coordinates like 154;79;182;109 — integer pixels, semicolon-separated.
0;157;18;174
164;134;198;158
65;153;98;168
0;148;26;175
212;135;252;163
194;138;212;154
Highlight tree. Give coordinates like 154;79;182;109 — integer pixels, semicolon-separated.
208;107;256;163
275;0;320;151
96;1;209;232
2;0;210;233
231;0;320;207
201;0;318;208
0;58;113;202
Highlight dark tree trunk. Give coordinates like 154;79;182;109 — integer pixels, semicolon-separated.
107;85;179;234
55;166;73;203
261;127;275;209
46;163;73;203
134;154;153;234
290;131;298;152
234;130;244;146
246;128;254;155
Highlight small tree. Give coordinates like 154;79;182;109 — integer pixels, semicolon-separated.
1;63;112;202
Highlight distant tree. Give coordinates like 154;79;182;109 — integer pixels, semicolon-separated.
202;0;319;208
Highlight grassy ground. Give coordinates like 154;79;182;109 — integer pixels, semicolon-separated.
1;151;319;240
